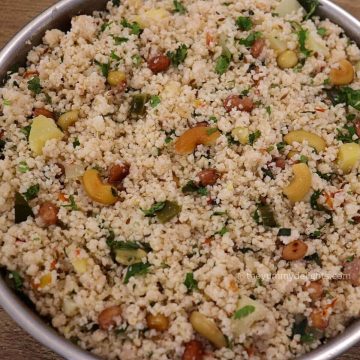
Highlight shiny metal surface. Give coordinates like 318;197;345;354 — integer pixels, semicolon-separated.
0;0;359;359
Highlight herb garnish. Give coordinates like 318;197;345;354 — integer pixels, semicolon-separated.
23;184;40;201
167;44;188;66
182;180;208;196
236;16;253;31
238;32;262;47
149;95;161;108
62;195;78;211
233;305;255;319
173;0;187;14
124;262;151;283
94;60;110;77
27;77;42;95
121;19;142;35
297;28;311;57
215;46;232;75
184;272;198;291
248;130;261;145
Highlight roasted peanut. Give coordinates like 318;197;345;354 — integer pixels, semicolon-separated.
310;309;328;330
146;313;170;331
251;38;265;58
108;163;130;184
329;59;354;86
189;311;227;349
343;258;360;286
82;169;118;205
38;202;59;225
182;340;204;360
197;168;219;186
147;54;171;74
305;281;323;301
98;305;122;331
282;240;308;260
175;127;221;155
275;158;286;169
223;95;254;113
283;163;312;202
33;108;54;119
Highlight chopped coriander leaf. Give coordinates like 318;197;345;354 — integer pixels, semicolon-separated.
238;31;262;47
173;0;187;14
209;116;217;123
216;225;229;236
73;138;80;148
346;255;355;262
261;166;274;180
236;16;252;31
291;316;316;343
323;78;330;86
309;230;321;239
316;171;335;181
18;161;29;173
100;21;113;32
15;192;34;223
141;202;166;217
132;54;142;66
149;95;161;108
94;60;110;77
252;208;261;224
110;50;121;61
3;99;11;106
215;46;232;75
44;92;52;104
299;155;308;164
121;19;142;36
184;272;198;291
167;44;188;67
297;28;311;58
336;124;357;143
266;106;271;115
233;305;255;319
27;77;42;95
112;36;129;44
304;252;322;266
346;114;356;121
310;190;326;211
62;195;78;211
21;125;31;140
124;262;151;283
328;87;360;111
276;141;286;152
301;0;320;20
10;271;23;291
317;27;326;37
182;180;208;196
278;228;291;236
248;130;261;145
23;184;40;201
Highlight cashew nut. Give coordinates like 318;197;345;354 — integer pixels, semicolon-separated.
284;130;326;153
82;169;118;205
283;163;312;202
329;59;354;86
175;127;221;154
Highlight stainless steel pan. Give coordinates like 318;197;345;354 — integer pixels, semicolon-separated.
0;1;359;359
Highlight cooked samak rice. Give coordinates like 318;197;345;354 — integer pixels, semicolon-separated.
1;0;360;358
